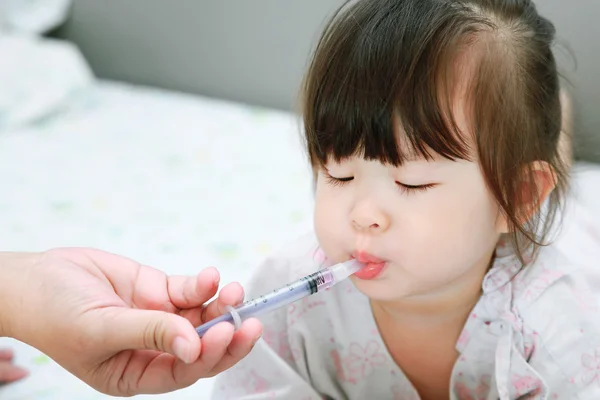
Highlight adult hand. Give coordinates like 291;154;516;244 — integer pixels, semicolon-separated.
0;248;262;395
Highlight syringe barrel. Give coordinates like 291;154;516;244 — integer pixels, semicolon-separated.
195;269;334;337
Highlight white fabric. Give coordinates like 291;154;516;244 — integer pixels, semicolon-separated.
0;0;89;131
0;0;71;34
0;35;94;130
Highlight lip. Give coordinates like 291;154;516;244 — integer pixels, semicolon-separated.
353;251;385;264
351;252;387;280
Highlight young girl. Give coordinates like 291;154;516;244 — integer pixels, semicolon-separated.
212;0;599;398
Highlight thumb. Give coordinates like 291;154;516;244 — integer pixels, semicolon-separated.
104;309;201;364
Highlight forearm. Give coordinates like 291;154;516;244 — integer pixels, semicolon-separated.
0;252;37;339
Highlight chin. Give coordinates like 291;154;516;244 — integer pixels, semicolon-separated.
348;276;406;301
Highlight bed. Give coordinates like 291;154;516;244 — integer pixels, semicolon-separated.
0;37;599;400
0;66;317;399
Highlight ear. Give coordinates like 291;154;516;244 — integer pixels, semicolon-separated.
558;88;573;169
494;161;556;235
517;161;557;224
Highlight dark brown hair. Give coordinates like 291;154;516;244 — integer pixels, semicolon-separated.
301;0;569;262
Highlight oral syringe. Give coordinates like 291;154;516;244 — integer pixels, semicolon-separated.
195;259;363;337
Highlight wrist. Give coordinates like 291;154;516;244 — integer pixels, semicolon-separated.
0;252;38;339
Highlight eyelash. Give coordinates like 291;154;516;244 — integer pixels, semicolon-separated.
324;173;435;194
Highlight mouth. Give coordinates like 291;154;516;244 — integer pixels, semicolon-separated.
351;252;387;280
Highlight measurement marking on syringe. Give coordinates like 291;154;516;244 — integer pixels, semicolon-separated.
314;273;326;286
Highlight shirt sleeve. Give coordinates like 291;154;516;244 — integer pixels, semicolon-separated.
210;240;324;400
523;269;600;399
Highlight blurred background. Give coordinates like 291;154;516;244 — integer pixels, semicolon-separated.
50;0;600;160
0;1;598;399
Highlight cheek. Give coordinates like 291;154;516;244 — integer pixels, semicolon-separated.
313;184;344;255
313;181;362;264
437;166;501;244
397;180;500;271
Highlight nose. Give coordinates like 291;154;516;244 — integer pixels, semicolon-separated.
351;199;391;234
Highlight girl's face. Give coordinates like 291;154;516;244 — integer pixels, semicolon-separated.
313;134;507;303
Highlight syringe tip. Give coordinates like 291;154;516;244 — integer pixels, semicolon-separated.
330;259;364;283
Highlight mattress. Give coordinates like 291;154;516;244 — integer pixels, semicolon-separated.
0;79;599;400
0;79;316;399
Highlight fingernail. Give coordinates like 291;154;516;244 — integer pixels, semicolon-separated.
252;335;261;346
173;337;193;364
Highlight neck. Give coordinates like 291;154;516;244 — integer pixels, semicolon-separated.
371;288;480;331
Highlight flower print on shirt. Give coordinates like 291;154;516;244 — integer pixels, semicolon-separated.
345;340;387;379
581;347;600;387
453;374;491;400
511;373;543;397
240;369;270;394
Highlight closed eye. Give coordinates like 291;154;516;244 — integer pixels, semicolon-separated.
324;171;435;194
396;182;436;195
324;172;353;187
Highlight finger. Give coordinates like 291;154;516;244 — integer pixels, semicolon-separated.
0;362;28;382
209;318;263;376
196;282;245;323
173;322;236;385
196;322;235;368
100;308;201;364
173;272;243;327
0;349;14;361
167;268;220;310
216;282;245;309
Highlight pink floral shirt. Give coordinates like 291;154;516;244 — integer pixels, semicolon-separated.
211;229;600;400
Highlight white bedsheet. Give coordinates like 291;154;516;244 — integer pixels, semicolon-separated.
0;79;598;400
0;80;315;399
